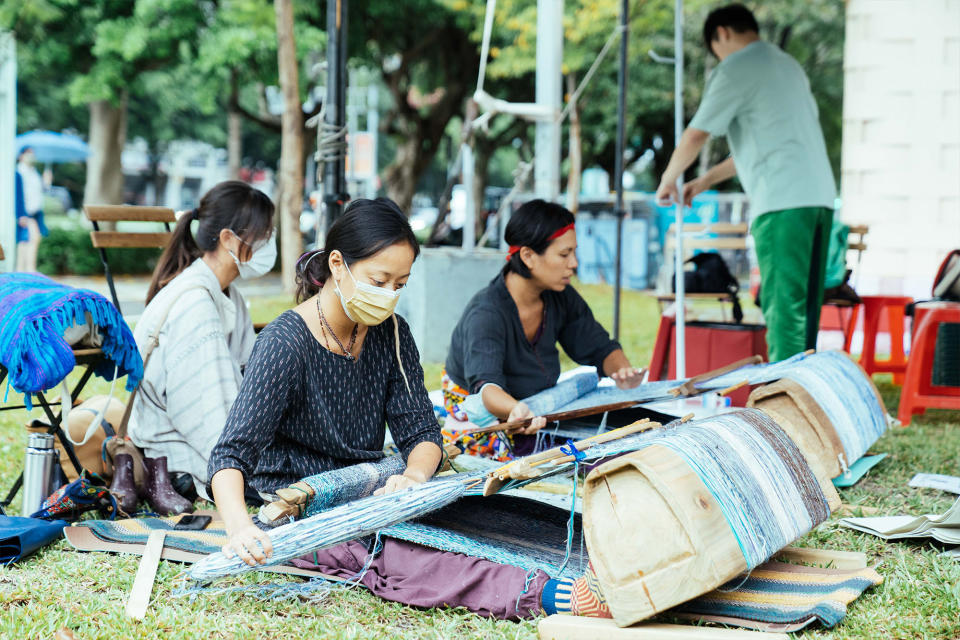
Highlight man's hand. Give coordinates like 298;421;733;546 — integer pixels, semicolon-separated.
655;180;680;206
682;176;710;206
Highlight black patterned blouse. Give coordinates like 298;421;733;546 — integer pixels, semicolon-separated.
207;310;442;494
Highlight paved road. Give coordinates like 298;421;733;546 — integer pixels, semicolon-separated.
58;273;288;320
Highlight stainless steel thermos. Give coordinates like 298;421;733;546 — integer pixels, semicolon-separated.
22;433;57;517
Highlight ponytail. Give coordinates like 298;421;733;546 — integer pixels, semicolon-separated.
145;180;275;304
146;210;202;303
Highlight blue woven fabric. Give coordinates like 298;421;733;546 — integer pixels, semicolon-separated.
0;273;142;405
302;457;406;517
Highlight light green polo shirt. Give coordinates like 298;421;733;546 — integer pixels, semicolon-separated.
689;41;836;216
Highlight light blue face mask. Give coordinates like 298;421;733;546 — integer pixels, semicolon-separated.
229;232;276;280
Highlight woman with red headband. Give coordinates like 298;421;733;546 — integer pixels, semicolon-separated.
443;199;643;458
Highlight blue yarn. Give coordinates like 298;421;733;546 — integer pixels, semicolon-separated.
553;460;579;577
0;273;142;407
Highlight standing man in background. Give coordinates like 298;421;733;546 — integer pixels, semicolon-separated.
655;4;836;362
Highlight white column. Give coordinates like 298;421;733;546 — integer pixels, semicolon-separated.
534;0;563;200
0;32;16;271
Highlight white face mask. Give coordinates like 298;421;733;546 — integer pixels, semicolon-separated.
335;262;401;326
229;232;276;280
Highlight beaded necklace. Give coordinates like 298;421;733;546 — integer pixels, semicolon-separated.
316;296;358;360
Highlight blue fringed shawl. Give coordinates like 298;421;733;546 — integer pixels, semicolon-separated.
0;273;143;404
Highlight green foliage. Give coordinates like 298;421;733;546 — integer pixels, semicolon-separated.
435;0;844;187
36;227;160;276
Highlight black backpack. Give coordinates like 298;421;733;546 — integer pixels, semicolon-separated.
673;252;744;323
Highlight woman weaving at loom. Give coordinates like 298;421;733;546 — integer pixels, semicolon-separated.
443;199;644;458
128;181;276;509
207;199;611;619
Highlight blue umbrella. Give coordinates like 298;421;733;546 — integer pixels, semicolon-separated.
15;130;90;164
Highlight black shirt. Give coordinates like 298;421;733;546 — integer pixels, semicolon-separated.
444;272;621;400
207;310;442;493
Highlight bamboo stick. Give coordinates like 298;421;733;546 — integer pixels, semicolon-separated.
669;355;764;397
453;400;640;439
717;380;749;397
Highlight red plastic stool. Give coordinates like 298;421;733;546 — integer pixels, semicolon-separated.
845;295;913;383
897;301;960;425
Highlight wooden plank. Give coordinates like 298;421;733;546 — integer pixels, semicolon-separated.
847;224;869;235
84;205;175;223
665;237;748;251
538;614;789;639
847;242;867;252
666;223;748;235
0;243;4;261
776;546;867;570
125;530;166;620
90;231;171;249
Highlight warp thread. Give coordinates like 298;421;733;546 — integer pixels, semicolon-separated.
639;409;831;569
190;479;465;581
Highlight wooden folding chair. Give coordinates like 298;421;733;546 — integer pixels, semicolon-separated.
654;222;749;322
83;205;176;314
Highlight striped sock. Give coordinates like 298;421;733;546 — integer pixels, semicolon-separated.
541;564;611;618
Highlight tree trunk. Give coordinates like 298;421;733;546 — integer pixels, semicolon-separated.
227;108;242;180
565;73;582;214
383;138;424;212
471;142;490;242
84;96;128;209
275;0;304;293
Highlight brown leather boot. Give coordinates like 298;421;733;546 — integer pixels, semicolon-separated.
141;456;194;516
109;453;139;515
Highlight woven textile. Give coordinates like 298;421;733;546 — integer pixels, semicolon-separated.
302;456;406;517
382;494;586;579
0;273;142;402
76;515;228;555
677;560;882;629
640;410;831;569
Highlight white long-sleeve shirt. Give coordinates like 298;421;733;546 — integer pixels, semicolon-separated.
129;258;256;494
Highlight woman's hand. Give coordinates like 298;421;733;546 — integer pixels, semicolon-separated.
374;470;427;496
507;402;547;435
610;366;646;390
222;519;274;567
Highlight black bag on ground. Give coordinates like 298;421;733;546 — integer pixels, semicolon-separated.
673;252;744;323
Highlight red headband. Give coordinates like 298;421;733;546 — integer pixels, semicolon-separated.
505;223;576;261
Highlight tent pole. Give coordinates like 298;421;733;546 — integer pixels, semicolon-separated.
612;0;628;340
673;0;686;379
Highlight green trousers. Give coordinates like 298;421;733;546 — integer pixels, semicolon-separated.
752;207;833;362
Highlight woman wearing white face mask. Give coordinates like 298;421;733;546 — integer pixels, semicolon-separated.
128;181;275;503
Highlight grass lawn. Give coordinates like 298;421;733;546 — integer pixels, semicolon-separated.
0;282;958;639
